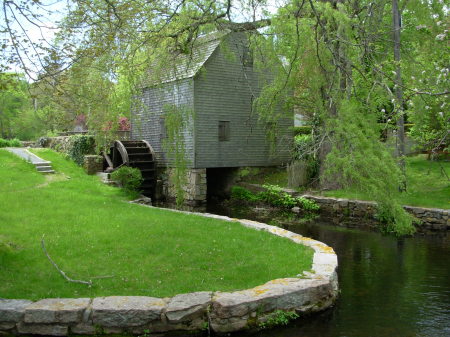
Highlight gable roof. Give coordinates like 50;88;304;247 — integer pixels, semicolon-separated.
143;30;231;87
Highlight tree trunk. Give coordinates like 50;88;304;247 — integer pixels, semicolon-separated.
392;0;407;191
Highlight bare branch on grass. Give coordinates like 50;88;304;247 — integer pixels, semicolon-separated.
41;235;114;287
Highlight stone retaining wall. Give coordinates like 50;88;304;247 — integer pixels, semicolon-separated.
303;195;449;232
0;210;338;336
238;183;449;232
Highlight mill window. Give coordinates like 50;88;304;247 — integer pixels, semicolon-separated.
219;121;230;141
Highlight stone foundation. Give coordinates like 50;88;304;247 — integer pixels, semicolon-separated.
165;168;207;204
0;210;338;336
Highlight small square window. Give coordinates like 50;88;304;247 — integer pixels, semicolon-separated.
219;121;230;141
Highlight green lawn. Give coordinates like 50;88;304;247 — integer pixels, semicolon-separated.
323;155;450;209
0;149;313;300
241;155;449;209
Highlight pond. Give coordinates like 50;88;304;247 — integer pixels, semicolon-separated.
203;202;450;337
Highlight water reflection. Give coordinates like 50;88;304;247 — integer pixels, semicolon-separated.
203;202;450;337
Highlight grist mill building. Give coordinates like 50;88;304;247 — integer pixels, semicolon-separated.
131;30;292;203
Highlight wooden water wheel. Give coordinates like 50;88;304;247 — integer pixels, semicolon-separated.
103;140;157;197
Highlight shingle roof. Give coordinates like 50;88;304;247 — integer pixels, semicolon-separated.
143;30;230;87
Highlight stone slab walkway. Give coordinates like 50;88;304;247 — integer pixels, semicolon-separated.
6;148;55;174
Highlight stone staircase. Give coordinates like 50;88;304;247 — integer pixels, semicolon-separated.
6;148;55;174
34;161;55;174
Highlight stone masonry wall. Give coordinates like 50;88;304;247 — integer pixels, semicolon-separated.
165;168;207;204
0;210;338;336
303;195;449;232
238;183;449;232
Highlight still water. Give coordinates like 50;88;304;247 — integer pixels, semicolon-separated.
205;204;450;337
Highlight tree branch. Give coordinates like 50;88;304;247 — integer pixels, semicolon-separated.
41;235;113;287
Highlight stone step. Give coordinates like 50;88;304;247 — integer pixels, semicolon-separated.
34;162;51;167
35;165;54;174
39;170;55;174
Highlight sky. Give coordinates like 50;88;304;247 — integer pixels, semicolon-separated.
1;0;285;81
0;0;67;79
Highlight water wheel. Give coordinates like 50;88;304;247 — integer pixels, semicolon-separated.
103;140;157;197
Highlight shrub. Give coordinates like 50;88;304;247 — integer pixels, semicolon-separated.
111;166;143;196
296;196;320;211
260;184;298;208
231;186;260;202
67;135;95;165
0;138;21;148
231;184;319;212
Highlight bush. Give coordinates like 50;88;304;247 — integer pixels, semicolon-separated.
260;184;298;208
230;186;260;202
111;166;143;196
0;138;21;148
231;184;320;212
67;135;95;165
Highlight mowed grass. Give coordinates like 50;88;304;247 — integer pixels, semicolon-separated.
324;155;450;209
0;149;313;300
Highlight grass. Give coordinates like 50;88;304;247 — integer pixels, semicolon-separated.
323;155;450;209
239;156;449;210
0;149;313;300
243;167;288;187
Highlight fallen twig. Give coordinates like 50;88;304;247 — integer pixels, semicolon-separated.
41;235;114;287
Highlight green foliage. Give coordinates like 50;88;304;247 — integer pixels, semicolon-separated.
292;134;319;182
111;166;143;196
0;138;20;147
162;103;194;206
67;135;95;166
293;126;312;135
230;186;260;202
259;310;299;329
324;99;415;236
260;184;299;208
296;196;320;212
231;184;319;212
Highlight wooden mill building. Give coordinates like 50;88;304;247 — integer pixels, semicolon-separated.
131;30;292;203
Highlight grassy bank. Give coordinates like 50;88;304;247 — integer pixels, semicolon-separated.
0;149;313;300
244;156;449;209
323;155;449;209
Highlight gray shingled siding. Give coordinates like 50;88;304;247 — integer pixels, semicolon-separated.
193;34;292;168
131;79;195;167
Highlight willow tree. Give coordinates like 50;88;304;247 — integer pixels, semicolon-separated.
253;0;447;235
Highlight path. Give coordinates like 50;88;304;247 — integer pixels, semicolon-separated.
6;148;55;174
